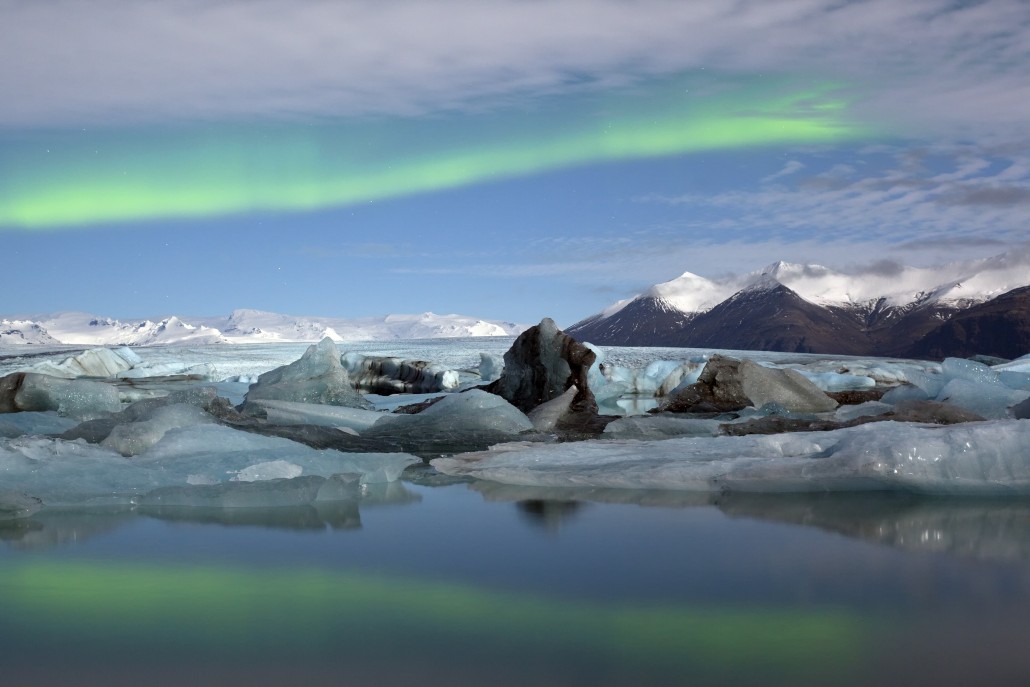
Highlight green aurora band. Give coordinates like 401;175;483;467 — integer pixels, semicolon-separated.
0;560;871;674
0;80;869;230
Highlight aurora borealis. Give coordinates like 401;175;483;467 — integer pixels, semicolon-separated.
0;560;868;672
0;81;864;229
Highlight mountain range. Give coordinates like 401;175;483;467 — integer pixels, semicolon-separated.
567;251;1030;359
0;309;525;347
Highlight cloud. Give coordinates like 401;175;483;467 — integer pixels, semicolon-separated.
642;145;1030;250
849;259;906;277
938;186;1030;207
1;0;1029;148
762;160;805;183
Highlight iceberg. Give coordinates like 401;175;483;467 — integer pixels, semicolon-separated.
0;424;419;505
341;352;461;394
0;489;43;520
882;357;1030;418
602;415;723;439
28;347;141;378
243;399;385;433
368;389;533;438
243;338;371;409
101;403;216;456
0;411;79;438
0;372;122;420
434;419;1030;495
137;425;419;486
936;379;1029;419
478;352;504;383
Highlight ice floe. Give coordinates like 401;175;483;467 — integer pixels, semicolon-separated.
434;420;1030;495
0;423;419;505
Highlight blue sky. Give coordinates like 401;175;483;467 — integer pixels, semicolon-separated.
2;0;1029;326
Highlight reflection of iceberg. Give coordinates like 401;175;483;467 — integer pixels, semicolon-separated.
716;493;1030;562
471;480;716;509
0;507;137;549
470;482;1030;562
0;482;423;544
139;501;362;531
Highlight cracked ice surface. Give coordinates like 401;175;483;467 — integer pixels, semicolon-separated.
434;420;1030;495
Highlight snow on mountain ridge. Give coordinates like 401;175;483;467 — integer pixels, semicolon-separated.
647;270;737;314
0;319;59;345
10;310;526;346
596;250;1030;324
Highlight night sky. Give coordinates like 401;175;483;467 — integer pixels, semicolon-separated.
3;0;1029;325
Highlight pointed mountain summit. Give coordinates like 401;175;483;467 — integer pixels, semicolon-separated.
567;250;1030;358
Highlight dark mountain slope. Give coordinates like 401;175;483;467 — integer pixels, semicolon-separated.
657;283;871;355
905;285;1030;360
566;296;696;346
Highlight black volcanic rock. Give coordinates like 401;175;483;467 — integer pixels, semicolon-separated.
567;296;696;346
904;285;1030;360
487;318;597;414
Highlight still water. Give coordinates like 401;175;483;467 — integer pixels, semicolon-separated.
2;480;1030;686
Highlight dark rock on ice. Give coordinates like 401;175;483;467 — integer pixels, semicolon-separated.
826;388;888;406
657;355;838;415
391;396;446;415
720;415;881;436
720;398;986;437
656;355;750;413
60;418;118;443
1008;396;1030;420
891;400;987;425
487;317;597;415
342;354;459;395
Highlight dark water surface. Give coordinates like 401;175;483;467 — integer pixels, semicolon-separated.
2;482;1030;686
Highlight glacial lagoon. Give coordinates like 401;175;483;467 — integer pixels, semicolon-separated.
2;339;1030;685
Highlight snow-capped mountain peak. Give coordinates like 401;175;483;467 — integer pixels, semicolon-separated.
647;270;735;314
567;249;1030;354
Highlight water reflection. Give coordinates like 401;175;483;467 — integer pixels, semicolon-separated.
515;499;586;532
0;559;870;685
474;482;1030;561
716;492;1030;561
7;478;1030;563
0;481;421;548
0;508;136;550
138;501;362;530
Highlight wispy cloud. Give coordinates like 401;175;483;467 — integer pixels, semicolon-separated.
762;160;805;183
643;146;1030;248
2;0;1029;148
